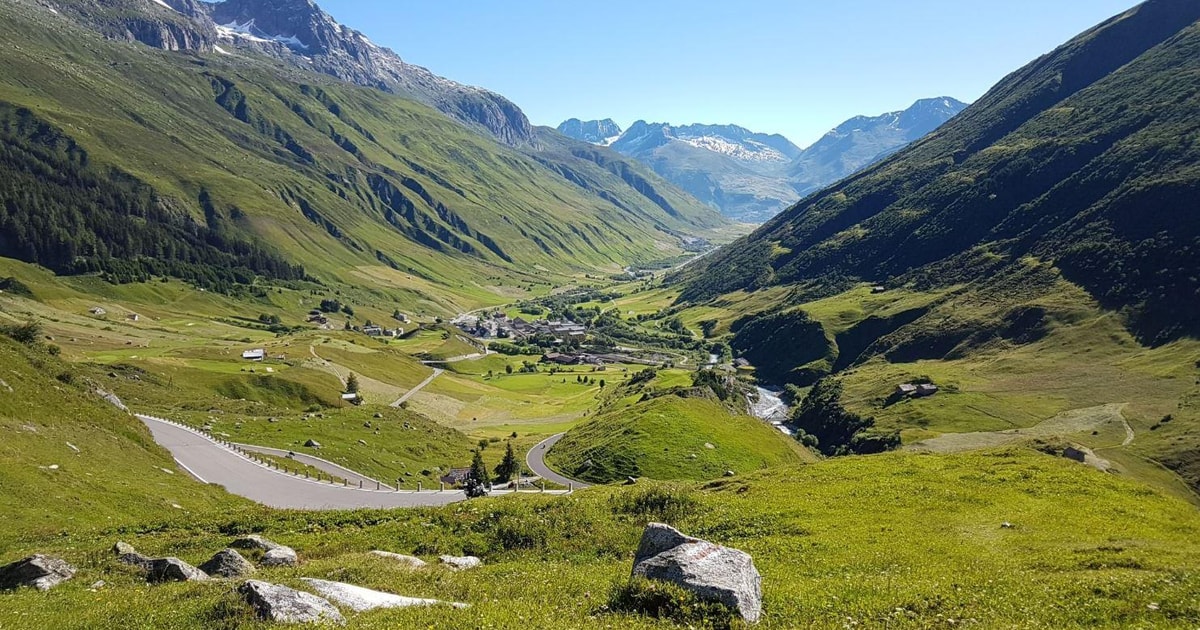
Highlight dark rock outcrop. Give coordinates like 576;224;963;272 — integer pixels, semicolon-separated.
199;549;256;578
0;555;76;591
207;0;532;145
148;557;208;583
231;535;299;567
53;0;217;52
113;541;154;571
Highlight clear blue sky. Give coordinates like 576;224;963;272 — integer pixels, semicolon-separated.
317;0;1141;147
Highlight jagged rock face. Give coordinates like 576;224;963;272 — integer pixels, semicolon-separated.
118;16;210;51
51;0;216;51
557;119;623;145
207;0;533;145
48;0;532;145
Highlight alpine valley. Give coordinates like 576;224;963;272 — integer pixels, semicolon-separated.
558;97;967;222
0;1;1199;629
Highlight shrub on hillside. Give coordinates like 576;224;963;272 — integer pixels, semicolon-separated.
606;578;736;630
609;487;701;524
0;320;42;345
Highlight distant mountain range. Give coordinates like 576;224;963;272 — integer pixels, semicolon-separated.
558;98;968;222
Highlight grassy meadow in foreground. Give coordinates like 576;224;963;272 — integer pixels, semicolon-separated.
1;450;1199;629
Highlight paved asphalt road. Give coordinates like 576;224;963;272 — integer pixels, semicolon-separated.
234;443;392;490
526;433;591;489
140;415;469;510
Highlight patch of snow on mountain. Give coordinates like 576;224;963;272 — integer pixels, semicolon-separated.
213;44;231;55
679;135;789;162
217;19;308;49
151;0;175;10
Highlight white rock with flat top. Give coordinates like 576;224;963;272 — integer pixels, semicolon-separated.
439;555;482;570
631;523;762;623
261;547;299;567
301;578;468;612
369;551;427;568
239;580;344;625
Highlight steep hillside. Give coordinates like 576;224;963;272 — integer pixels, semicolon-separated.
46;0;535;145
0;0;724;309
0;335;241;546
678;0;1200;345
545;397;811;484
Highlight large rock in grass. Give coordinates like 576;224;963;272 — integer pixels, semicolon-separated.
239;580;345;625
199;549;256;578
231;535;279;552
0;555;76;591
262;547;299;567
232;535;299;567
369;551;427;568
439;555;482;570
113;541;153;571
148;557;208;583
301;578;468;612
631;523;762;623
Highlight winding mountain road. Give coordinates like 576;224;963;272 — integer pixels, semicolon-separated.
139;415;568;510
526;433;591;489
234;443;392;490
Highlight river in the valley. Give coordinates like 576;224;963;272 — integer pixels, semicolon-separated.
749;386;796;436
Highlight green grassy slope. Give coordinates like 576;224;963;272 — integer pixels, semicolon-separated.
677;0;1200;345
1;448;1199;628
0;0;724;307
0;336;242;547
546;397;812;484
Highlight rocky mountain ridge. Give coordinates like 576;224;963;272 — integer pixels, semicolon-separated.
559;98;966;222
557;118;622;145
39;0;533;145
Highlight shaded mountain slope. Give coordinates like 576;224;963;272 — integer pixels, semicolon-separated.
677;0;1200;344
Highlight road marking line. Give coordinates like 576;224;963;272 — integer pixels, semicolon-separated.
173;457;208;484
